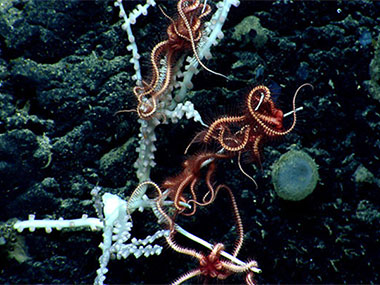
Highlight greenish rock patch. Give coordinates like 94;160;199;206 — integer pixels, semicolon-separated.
272;150;319;201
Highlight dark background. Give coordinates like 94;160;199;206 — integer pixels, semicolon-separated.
0;0;379;283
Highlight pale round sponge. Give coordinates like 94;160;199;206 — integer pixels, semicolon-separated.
271;150;319;201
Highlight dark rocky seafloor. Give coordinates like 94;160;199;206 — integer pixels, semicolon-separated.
0;0;379;284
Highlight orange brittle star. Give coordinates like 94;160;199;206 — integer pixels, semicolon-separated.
201;83;313;167
132;0;225;120
155;184;259;285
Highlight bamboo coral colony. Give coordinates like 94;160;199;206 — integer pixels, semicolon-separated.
9;0;311;284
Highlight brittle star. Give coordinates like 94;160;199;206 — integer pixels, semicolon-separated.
202;83;313;168
125;0;227;120
154;183;260;284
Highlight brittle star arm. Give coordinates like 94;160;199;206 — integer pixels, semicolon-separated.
134;40;169;99
174;224;261;274
203;115;246;143
152;182;260;274
218;124;251;152
177;0;228;79
250;83;313;137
